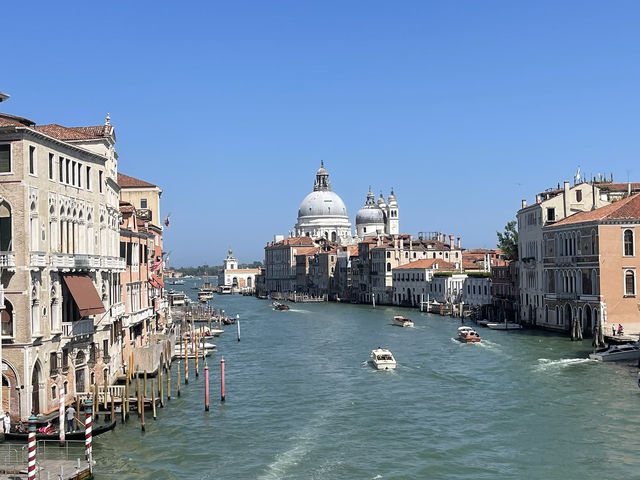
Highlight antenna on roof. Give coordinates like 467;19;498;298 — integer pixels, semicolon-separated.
105;113;111;126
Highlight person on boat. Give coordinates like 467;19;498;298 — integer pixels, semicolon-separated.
66;403;76;433
38;421;55;434
618;324;624;336
3;412;10;433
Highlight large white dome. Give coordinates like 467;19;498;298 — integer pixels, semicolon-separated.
298;190;348;219
294;162;352;243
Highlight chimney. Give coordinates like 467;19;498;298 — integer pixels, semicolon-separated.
563;181;570;217
457;237;461;248
521;199;527;209
591;182;597;210
536;194;542;203
449;235;454;247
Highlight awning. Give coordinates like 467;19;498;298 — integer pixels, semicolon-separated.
62;275;106;317
153;274;164;288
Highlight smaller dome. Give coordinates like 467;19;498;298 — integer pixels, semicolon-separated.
356;206;385;225
356;188;385;225
377;193;387;208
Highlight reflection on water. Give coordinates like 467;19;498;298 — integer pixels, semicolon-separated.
93;282;640;479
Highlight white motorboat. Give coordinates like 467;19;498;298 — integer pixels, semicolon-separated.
589;343;640;362
486;322;522;330
458;326;481;343
370;348;397;370
392;315;414;327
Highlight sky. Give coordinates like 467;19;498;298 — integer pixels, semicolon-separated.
2;1;640;266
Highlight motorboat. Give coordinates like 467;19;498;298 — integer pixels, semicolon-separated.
370;348;397;370
167;290;187;307
392;315;414;327
458;326;481;343
589;343;640;362
477;319;490;327
486;322;522;330
198;290;214;302
273;301;290;311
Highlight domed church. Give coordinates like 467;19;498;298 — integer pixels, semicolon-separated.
355;187;399;238
294;162;399;244
295;161;353;243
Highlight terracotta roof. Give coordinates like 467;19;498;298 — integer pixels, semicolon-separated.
34;123;112;141
0;113;35;127
553;193;640;226
394;259;456;270
295;247;319;255
118;172;158;188
270;236;315;247
595;182;640;192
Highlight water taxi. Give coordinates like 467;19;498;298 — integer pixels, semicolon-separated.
457;326;481;343
273;301;290;311
589;343;640;362
393;315;414;327
370;348;397;370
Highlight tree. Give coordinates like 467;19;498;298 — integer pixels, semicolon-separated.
497;220;518;260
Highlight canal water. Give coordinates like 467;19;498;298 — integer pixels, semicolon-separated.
93;283;640;479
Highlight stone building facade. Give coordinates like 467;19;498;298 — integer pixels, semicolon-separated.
0;113;123;419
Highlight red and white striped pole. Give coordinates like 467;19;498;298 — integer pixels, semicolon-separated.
184;339;189;384
27;413;37;480
84;397;93;462
59;388;65;445
220;356;226;402
204;362;210;411
195;334;199;378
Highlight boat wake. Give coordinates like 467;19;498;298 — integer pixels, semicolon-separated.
532;357;592;372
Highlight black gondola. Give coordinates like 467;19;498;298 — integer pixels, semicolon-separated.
3;420;116;442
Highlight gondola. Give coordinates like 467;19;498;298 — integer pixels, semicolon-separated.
3;419;116;441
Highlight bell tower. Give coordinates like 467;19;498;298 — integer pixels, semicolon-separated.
386;189;399;235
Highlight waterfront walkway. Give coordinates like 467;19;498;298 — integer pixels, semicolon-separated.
0;441;91;480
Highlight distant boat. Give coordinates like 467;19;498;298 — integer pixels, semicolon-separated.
392;315;414;327
272;301;290;311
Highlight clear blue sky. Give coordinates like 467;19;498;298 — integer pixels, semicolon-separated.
3;1;639;266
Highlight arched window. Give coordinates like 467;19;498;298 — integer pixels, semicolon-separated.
0;201;12;251
625;270;636;296
386;262;391;272
1;299;13;337
624;229;634;256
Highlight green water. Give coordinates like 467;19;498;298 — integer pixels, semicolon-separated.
93;291;640;479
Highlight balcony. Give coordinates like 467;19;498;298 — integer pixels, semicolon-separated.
101;256;126;270
62;318;95;337
111;301;125;318
50;254;126;271
137;208;152;221
122;306;154;328
29;252;47;268
0;251;15;268
75;254;102;269
156;299;168;312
